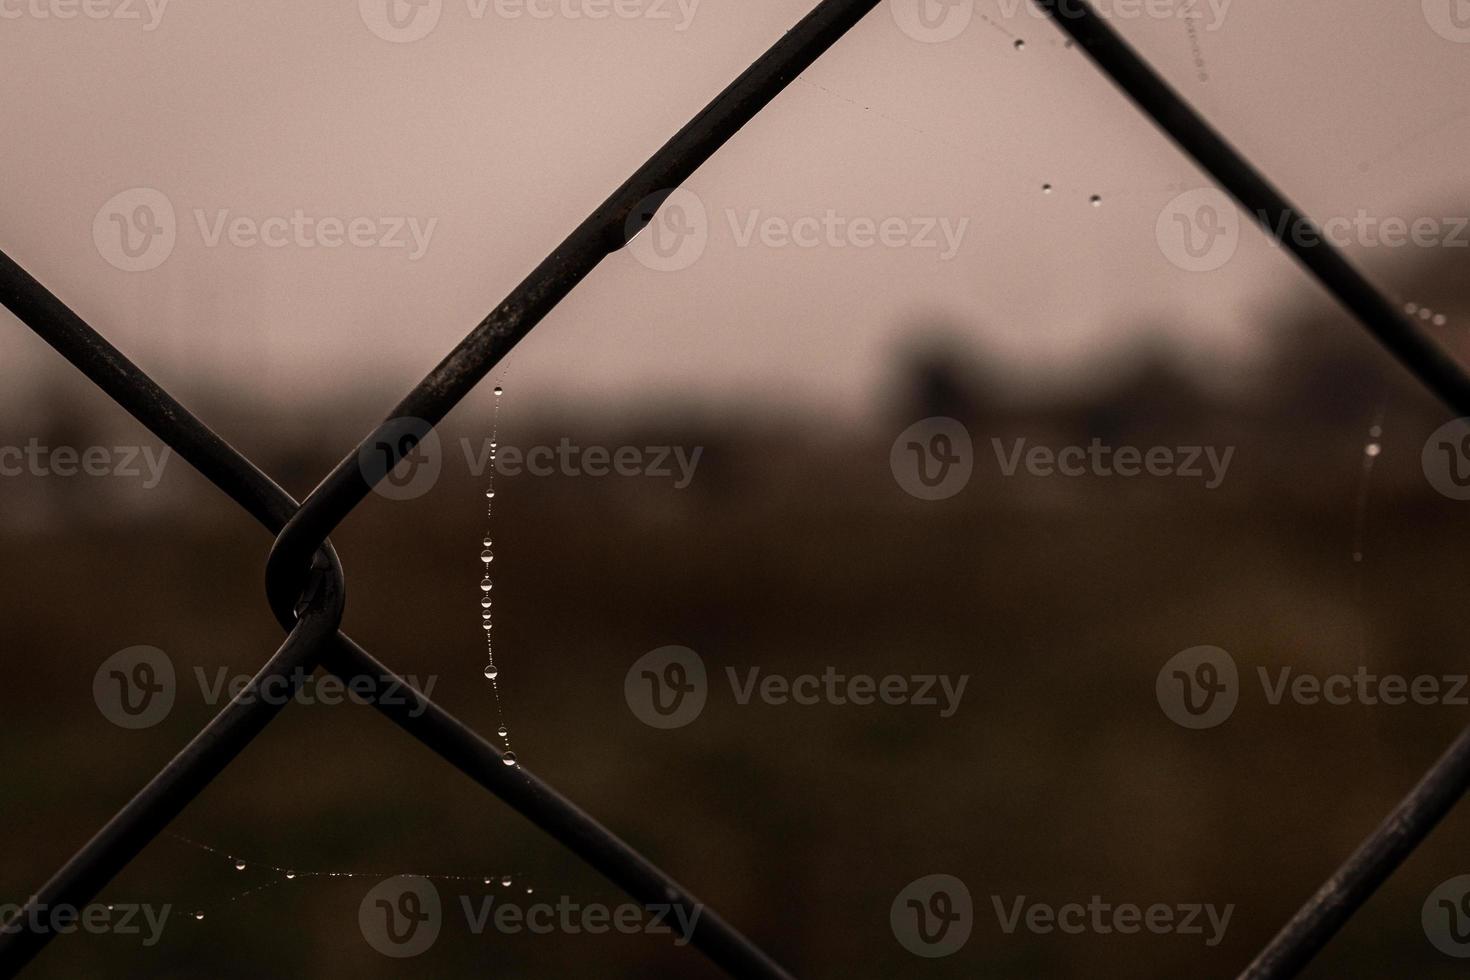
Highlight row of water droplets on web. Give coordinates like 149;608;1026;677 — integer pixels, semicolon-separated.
166;834;531;923
159;375;527;923
481;380;516;767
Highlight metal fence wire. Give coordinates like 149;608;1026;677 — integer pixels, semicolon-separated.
1;1;1467;977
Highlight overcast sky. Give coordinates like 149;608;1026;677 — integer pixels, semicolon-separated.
2;0;1467;420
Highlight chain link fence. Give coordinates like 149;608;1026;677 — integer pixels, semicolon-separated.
2;1;1466;976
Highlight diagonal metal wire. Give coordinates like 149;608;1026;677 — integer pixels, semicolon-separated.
1029;1;1470;976
6;0;1462;975
264;0;883;615
0;0;893;974
0;251;791;980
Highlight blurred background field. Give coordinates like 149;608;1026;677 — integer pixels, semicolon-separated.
4;5;1470;972
4;245;1470;977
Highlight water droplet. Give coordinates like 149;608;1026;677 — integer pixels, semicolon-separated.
193;911;205;921
1090;195;1102;207
485;489;496;499
494;386;504;397
1365;443;1381;457
1369;425;1383;438
497;725;508;737
501;875;512;887
1405;302;1420;314
1014;39;1025;51
234;860;247;871
482;622;493;632
1419;308;1433;321
490;442;498;449
106;905;113;911
525;887;533;894
482;609;493;620
484;878;493;886
1042;183;1053;194
502;752;517;766
1434;314;1448;326
1353;551;1364;563
484;665;499;680
480;578;493;592
285;871;296;880
481;550;494;563
481;595;492;609
482;536;493;547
